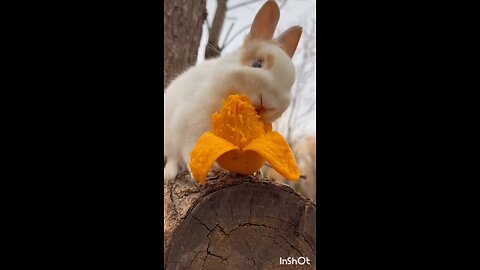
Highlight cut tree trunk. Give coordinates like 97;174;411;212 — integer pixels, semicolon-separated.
164;0;207;90
164;171;316;269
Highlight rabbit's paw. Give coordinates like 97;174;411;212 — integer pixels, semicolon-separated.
164;159;179;183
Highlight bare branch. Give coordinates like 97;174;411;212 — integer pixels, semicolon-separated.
205;42;222;57
205;12;211;30
221;21;235;49
223;24;250;49
205;0;228;59
228;0;262;10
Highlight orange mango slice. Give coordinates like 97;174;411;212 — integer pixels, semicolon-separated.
190;94;300;184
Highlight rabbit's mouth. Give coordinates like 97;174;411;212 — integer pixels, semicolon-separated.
255;95;272;115
256;107;277;123
256;107;274;115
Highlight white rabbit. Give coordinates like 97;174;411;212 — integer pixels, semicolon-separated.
164;0;302;182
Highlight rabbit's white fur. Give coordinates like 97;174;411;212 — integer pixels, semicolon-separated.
164;0;302;182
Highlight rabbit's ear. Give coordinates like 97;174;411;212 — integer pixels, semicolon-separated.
276;26;302;58
247;0;280;41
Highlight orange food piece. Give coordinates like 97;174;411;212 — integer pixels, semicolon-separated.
211;94;270;148
190;94;300;184
216;149;266;176
190;132;239;184
244;131;300;180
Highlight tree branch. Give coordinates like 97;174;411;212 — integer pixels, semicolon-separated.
205;0;228;59
228;0;262;10
221;21;235;49
223;24;250;49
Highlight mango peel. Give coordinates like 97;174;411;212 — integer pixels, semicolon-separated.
190;94;301;184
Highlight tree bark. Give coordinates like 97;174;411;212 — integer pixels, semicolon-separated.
164;171;316;269
164;0;207;90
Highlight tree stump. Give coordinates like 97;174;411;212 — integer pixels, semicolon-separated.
164;171;316;269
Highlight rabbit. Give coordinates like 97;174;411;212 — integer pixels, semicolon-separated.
164;0;302;182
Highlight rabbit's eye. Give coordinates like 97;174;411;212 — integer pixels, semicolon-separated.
251;59;264;68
